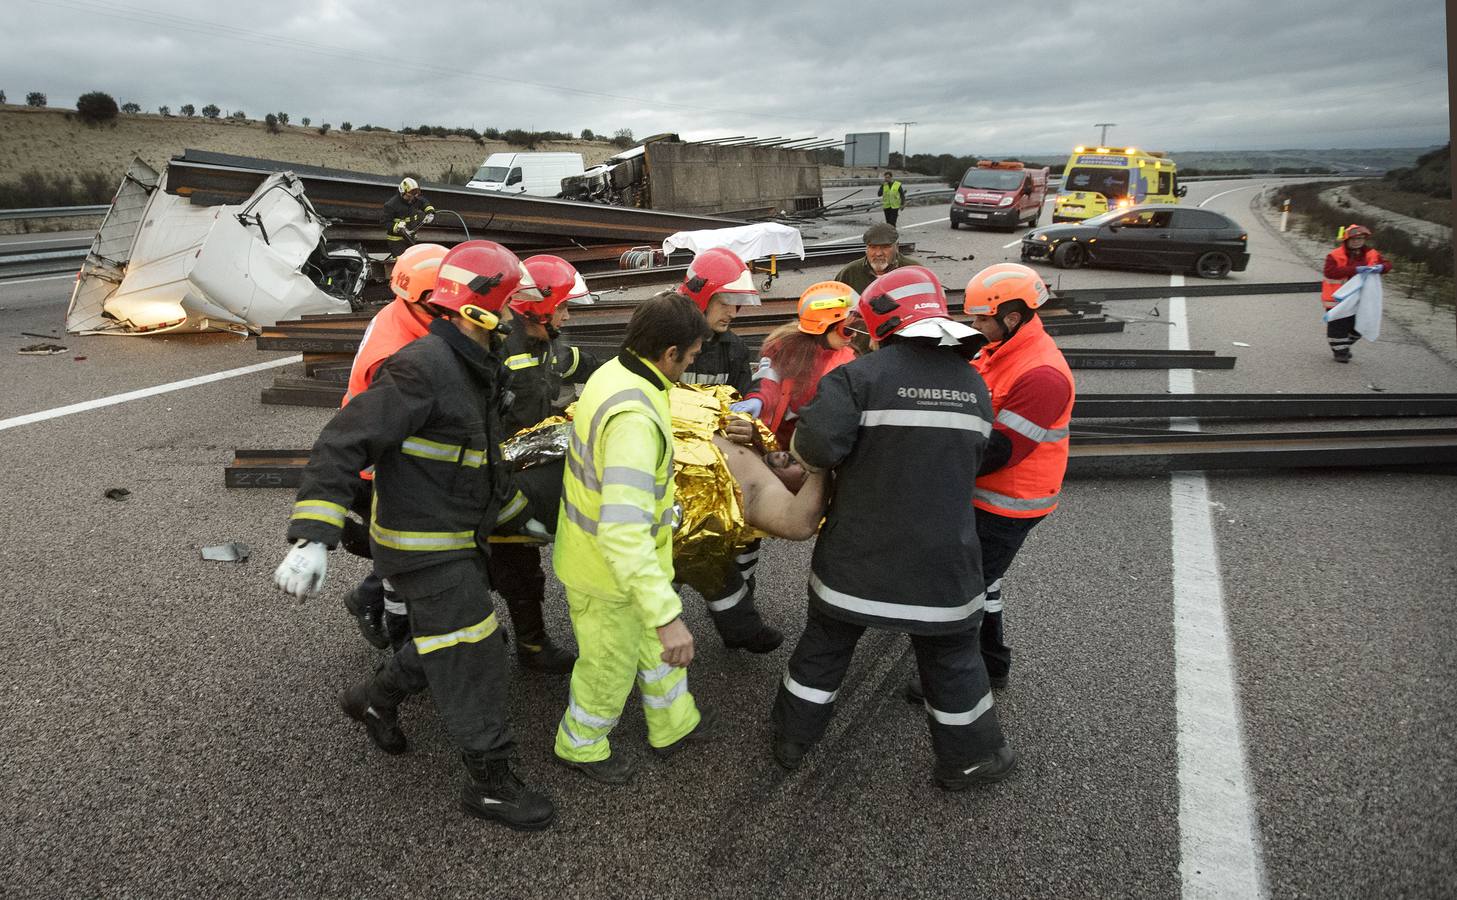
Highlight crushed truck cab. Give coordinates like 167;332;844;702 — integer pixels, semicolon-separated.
1053;147;1185;223
950;160;1050;230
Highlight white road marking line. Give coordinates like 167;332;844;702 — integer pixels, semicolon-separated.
0;273;76;287
0;354;302;432
1167;274;1269;899
1199;185;1263;208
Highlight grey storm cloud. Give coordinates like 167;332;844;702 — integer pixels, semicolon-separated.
2;0;1449;154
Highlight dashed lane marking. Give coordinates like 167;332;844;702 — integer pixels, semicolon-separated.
0;355;302;433
1167;274;1269;899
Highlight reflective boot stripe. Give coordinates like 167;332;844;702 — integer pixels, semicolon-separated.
924;693;994;726
783;673;838;705
707;582;749;613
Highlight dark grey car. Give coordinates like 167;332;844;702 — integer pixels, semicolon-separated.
1020;205;1251;278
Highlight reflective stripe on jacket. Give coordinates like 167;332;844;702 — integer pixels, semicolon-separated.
553;353;682;627
972;315;1074;518
287;319;512;578
499;326;601;435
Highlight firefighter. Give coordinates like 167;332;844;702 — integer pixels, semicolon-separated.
490;254;603;673
741;280;861;450
382;176;435;249
339;243;449;651
1320;224;1391;363
906;263;1074;700
677;248;783;654
552;291;720;786
770;266;1018;790
272;240;556;830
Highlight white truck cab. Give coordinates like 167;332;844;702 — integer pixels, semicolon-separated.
466;152;585;197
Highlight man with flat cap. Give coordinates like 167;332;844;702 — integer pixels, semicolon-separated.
833;223;924;296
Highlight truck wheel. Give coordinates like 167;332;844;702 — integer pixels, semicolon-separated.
1052;242;1086;269
1195;251;1232;279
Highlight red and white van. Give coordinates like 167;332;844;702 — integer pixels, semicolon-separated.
949;161;1050;230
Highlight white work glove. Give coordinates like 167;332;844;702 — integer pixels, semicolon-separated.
274;539;328;600
522;517;553;541
730;398;763;417
422;212;435;224
393;220;408;234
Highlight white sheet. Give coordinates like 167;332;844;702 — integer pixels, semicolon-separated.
662;223;805;261
1324;272;1384;342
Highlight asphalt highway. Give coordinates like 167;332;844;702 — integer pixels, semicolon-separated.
1;180;1453;898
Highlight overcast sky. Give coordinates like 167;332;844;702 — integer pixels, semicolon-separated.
3;0;1450;156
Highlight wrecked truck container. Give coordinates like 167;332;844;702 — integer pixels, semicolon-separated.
66;159;354;335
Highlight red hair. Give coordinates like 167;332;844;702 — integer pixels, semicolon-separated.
761;323;834;406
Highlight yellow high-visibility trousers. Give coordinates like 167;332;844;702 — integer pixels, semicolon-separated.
554;589;700;762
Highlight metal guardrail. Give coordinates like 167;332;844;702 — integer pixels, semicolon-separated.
0;205;108;221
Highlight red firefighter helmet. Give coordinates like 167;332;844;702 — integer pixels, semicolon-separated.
511;255;589;322
963;263;1050;316
388;243;448;303
857;266;951;341
679;247;761;311
1342;224;1372;241
429;240;537;329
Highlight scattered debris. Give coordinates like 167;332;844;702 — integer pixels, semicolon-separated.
104;488;131;501
1232;341;1251;347
21;332;59;339
19;343;67;355
201;542;251;562
73;356;87;362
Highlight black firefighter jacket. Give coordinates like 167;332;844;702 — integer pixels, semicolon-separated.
681;328;753;394
287;318;516;578
499;327;601;435
792;338;996;636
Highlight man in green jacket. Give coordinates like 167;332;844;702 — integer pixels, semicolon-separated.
552;291;721;786
833;223;924;295
878;171;906;225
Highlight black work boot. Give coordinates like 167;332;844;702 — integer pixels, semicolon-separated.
1333;347;1352;363
772;732;809;771
339;679;407;754
652;706;721;758
343;587;389;650
460;754;555;831
934;743;1018;791
723;624;784;654
516;634;577;674
554;752;636;786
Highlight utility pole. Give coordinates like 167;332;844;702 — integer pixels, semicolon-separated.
1093;122;1117;146
894;121;917;165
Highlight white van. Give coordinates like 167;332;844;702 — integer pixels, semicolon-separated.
466;152;585;197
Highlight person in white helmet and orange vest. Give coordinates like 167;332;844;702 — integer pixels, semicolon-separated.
1321;224;1391;363
905;263;1074;703
273;240;555;831
771;265;1018;791
676;248;783;654
338;243;449;651
382;177;435;249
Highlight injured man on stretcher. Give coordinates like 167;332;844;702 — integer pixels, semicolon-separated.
494;385;829;594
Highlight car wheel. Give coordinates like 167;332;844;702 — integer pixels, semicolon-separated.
949;219;958;230
1052;242;1086;269
1195;251;1232;279
1027;207;1041;228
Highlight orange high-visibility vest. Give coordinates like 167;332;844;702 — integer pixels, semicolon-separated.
972;314;1074;519
344;300;433;406
1320;246;1351;310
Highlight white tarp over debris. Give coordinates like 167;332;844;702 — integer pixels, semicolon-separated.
661;222;805;262
66;160;351;335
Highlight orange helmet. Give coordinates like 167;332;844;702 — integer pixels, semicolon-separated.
680;248;761;311
797;281;858;335
389;243;448;303
1341;224;1372;241
964;263;1050;316
429;240;537;330
512;255;589;322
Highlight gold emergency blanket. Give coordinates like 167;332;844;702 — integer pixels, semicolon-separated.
500;383;777;592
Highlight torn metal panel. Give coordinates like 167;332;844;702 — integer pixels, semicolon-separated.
67;165;352;335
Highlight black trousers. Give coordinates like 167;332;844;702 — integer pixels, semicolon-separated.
772;604;1004;767
977;511;1045;680
1326;315;1360;354
694;538;772;643
883;207;900;226
485;541;549;646
372;555;514;757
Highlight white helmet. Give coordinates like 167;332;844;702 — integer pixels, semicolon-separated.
399;176;420;195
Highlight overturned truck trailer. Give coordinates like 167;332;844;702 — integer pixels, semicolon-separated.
561;137;824;217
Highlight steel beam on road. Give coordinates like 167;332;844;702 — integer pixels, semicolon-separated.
1063;349;1236;370
1067;427;1457;477
1057;282;1321;303
1074;393;1457;419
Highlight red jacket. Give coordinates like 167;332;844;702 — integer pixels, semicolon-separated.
344;299;434;405
1322;245;1391;310
747;345;856;449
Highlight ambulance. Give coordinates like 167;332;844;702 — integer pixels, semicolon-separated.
1052;146;1186;223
